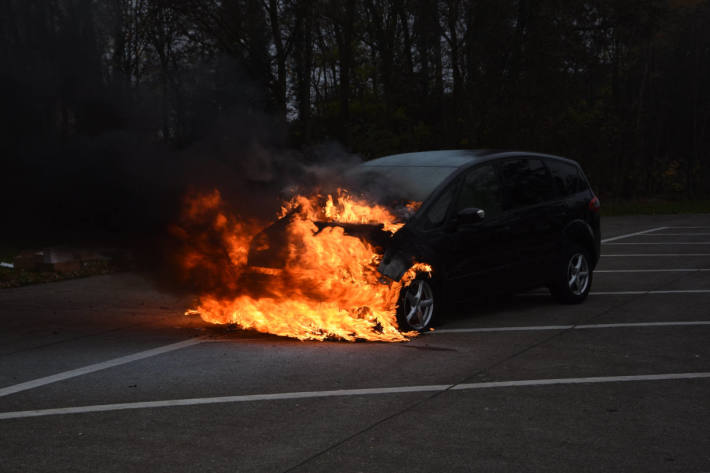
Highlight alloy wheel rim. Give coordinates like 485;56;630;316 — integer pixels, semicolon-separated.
567;253;590;296
403;280;434;330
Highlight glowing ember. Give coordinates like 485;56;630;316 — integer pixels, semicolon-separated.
175;189;430;342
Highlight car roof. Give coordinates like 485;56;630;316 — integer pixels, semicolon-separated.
363;149;577;169
362;150;481;168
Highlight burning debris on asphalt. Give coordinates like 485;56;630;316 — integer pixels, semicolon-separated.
173;189;430;342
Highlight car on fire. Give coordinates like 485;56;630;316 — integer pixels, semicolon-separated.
248;150;601;332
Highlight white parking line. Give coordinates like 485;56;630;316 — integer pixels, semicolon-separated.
605;242;710;245
1;371;708;420
601;227;668;243
602;254;710;257
451;372;710;390
640;233;710;236
595;268;710;273
433;321;710;334
0;337;206;398
591;290;710;295
522;289;710;296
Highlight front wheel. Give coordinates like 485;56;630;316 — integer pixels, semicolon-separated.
397;276;437;331
549;247;593;304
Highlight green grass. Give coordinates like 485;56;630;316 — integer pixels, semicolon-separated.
0;260;118;288
601;199;710;216
0;246;19;263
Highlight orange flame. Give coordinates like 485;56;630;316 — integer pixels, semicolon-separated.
176;189;430;342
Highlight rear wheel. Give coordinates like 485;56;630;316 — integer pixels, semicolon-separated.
549;246;593;304
397;276;437;331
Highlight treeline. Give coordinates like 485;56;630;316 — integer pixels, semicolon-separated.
2;0;710;200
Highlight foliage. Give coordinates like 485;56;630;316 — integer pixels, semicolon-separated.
2;0;709;203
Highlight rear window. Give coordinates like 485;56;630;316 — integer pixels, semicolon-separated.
547;160;587;197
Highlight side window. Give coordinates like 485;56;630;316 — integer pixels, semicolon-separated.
500;158;554;209
421;185;455;229
547;160;584;197
575;169;591;193
455;164;503;219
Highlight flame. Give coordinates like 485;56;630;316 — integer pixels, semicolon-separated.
279;190;406;233
175;189;430;342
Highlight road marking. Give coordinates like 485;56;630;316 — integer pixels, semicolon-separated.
577;321;710;328
0;337;206;398
605;242;710;245
670;226;710;229
641;233;710;236
602;253;710;257
595;268;710;273
521;289;710;296
0;385;452;420
451;372;710;390
601;227;668;243
433;321;710;334
1;371;708;420
591;290;710;295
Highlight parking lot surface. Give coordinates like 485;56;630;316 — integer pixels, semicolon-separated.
1;214;709;472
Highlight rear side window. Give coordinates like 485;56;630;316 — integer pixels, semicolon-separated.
547;160;587;197
456;164;503;218
500;159;555;209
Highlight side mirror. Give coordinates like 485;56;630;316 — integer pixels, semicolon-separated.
456;207;486;225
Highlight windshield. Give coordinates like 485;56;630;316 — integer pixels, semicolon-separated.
344;165;458;203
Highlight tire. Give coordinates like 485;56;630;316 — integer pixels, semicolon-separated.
548;245;593;304
397;275;438;331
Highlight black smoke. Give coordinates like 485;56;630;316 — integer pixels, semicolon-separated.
2;61;359;282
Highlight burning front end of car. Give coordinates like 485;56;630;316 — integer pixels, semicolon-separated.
174;188;429;342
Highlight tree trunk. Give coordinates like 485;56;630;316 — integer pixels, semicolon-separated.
266;0;287;115
294;0;313;143
334;0;355;145
447;0;462;139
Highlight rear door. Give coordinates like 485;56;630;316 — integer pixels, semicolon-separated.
498;157;557;286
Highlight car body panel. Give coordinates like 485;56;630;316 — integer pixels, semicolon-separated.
249;150;600;302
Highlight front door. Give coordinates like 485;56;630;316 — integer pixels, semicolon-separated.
420;163;513;298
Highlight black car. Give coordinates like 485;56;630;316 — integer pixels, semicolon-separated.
252;150;601;332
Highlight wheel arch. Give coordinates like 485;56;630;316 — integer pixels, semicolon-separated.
562;219;599;269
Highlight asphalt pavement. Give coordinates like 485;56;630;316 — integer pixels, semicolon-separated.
1;214;709;472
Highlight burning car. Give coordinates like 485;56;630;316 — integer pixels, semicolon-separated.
242;150;600;334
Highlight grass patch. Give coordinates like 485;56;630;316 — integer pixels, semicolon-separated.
0;246;19;263
0;260;120;288
601;199;710;216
